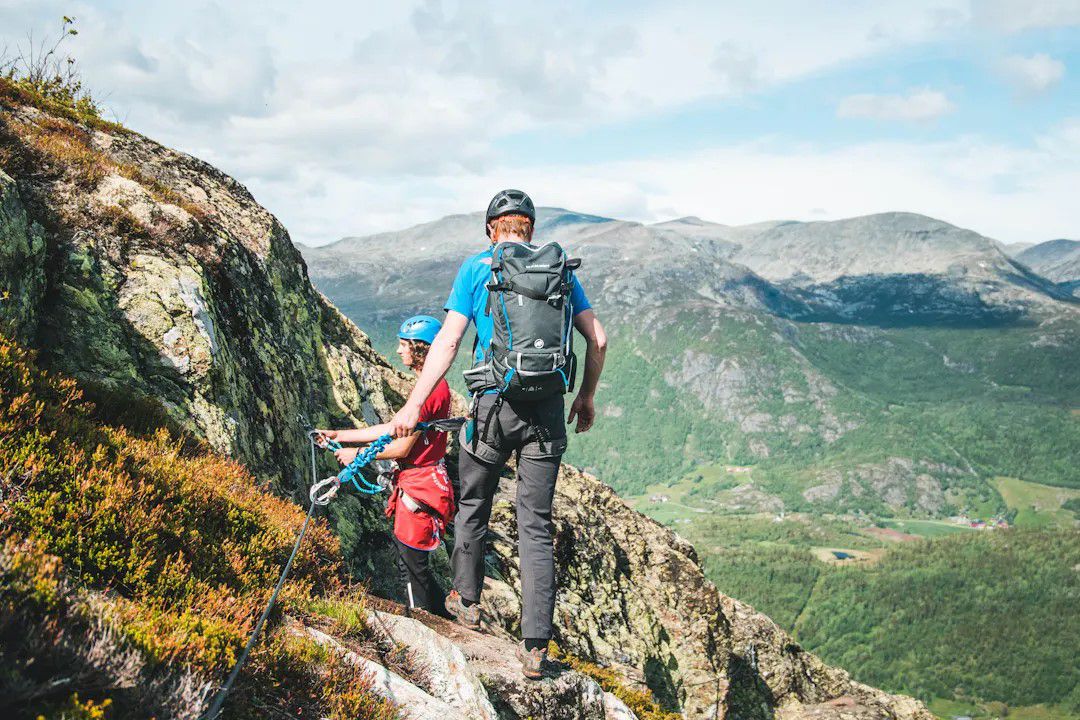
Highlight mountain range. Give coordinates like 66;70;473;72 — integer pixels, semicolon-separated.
300;207;1080;510
1012;239;1080;296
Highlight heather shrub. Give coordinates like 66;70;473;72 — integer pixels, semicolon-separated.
0;335;397;718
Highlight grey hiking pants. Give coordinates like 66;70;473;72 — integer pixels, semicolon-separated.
452;393;567;640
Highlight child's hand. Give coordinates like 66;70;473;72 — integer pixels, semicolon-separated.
334;447;359;466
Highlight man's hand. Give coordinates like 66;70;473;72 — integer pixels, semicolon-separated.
313;429;336;448
390;403;421;438
567;394;596;434
334;447;359;466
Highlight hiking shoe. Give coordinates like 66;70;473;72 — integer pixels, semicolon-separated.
516;642;547;680
444;590;481;630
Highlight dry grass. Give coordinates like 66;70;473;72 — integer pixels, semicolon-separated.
99;203;150;239
0;335;400;719
550;643;682;720
9;116;109;188
2;100;210;222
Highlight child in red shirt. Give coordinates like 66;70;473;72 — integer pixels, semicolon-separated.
319;316;453;614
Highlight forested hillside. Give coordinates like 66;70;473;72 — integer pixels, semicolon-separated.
797;529;1080;713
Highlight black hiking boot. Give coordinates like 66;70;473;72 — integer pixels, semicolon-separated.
444;590;481;630
516;642;547;680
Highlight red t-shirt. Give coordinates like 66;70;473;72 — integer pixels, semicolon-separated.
402;378;451;467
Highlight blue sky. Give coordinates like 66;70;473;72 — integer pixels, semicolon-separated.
1;0;1078;245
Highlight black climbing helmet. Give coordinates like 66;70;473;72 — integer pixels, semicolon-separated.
485;189;535;237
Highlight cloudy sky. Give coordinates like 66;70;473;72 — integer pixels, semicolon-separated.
1;0;1078;245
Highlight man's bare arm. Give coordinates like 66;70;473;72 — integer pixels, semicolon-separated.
319;423;391;444
390;310;469;437
567;309;608;433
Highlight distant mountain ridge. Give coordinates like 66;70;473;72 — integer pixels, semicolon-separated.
302;207;1073;329
1016;239;1080;295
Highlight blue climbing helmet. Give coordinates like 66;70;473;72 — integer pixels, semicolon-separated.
398;315;441;345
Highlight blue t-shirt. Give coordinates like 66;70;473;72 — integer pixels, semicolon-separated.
444;246;591;363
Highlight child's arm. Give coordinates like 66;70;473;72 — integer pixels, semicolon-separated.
376;434;421;461
332;432;422;465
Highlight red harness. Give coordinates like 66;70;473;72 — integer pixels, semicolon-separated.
385;463;455;552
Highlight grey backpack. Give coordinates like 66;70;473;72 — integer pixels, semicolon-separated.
464;241;581;400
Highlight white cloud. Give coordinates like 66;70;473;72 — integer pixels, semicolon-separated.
289;119;1080;247
711;41;761;94
998;53;1066;95
1;1;1077;247
836;88;956;121
970;0;1080;31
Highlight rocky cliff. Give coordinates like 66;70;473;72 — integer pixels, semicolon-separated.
0;84;931;719
0;88;412;487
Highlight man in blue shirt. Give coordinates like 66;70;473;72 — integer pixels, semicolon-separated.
391;189;608;679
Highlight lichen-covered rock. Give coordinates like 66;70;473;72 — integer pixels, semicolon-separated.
604;692;639;720
310;606;624;720
304;627;462;718
0;169;46;342
0;102;408;489
370;610;499;719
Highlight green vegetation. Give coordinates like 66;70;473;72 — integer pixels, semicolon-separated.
633;498;1080;717
663;513;883;628
796;529;1080;712
880;519;975;537
566;313;1080;518
701;542;821;628
927;697;1080;720
993;477;1080;529
0;335;398;718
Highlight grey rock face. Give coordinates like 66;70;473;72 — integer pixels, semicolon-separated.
480;463;932;720
0;103;410;491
